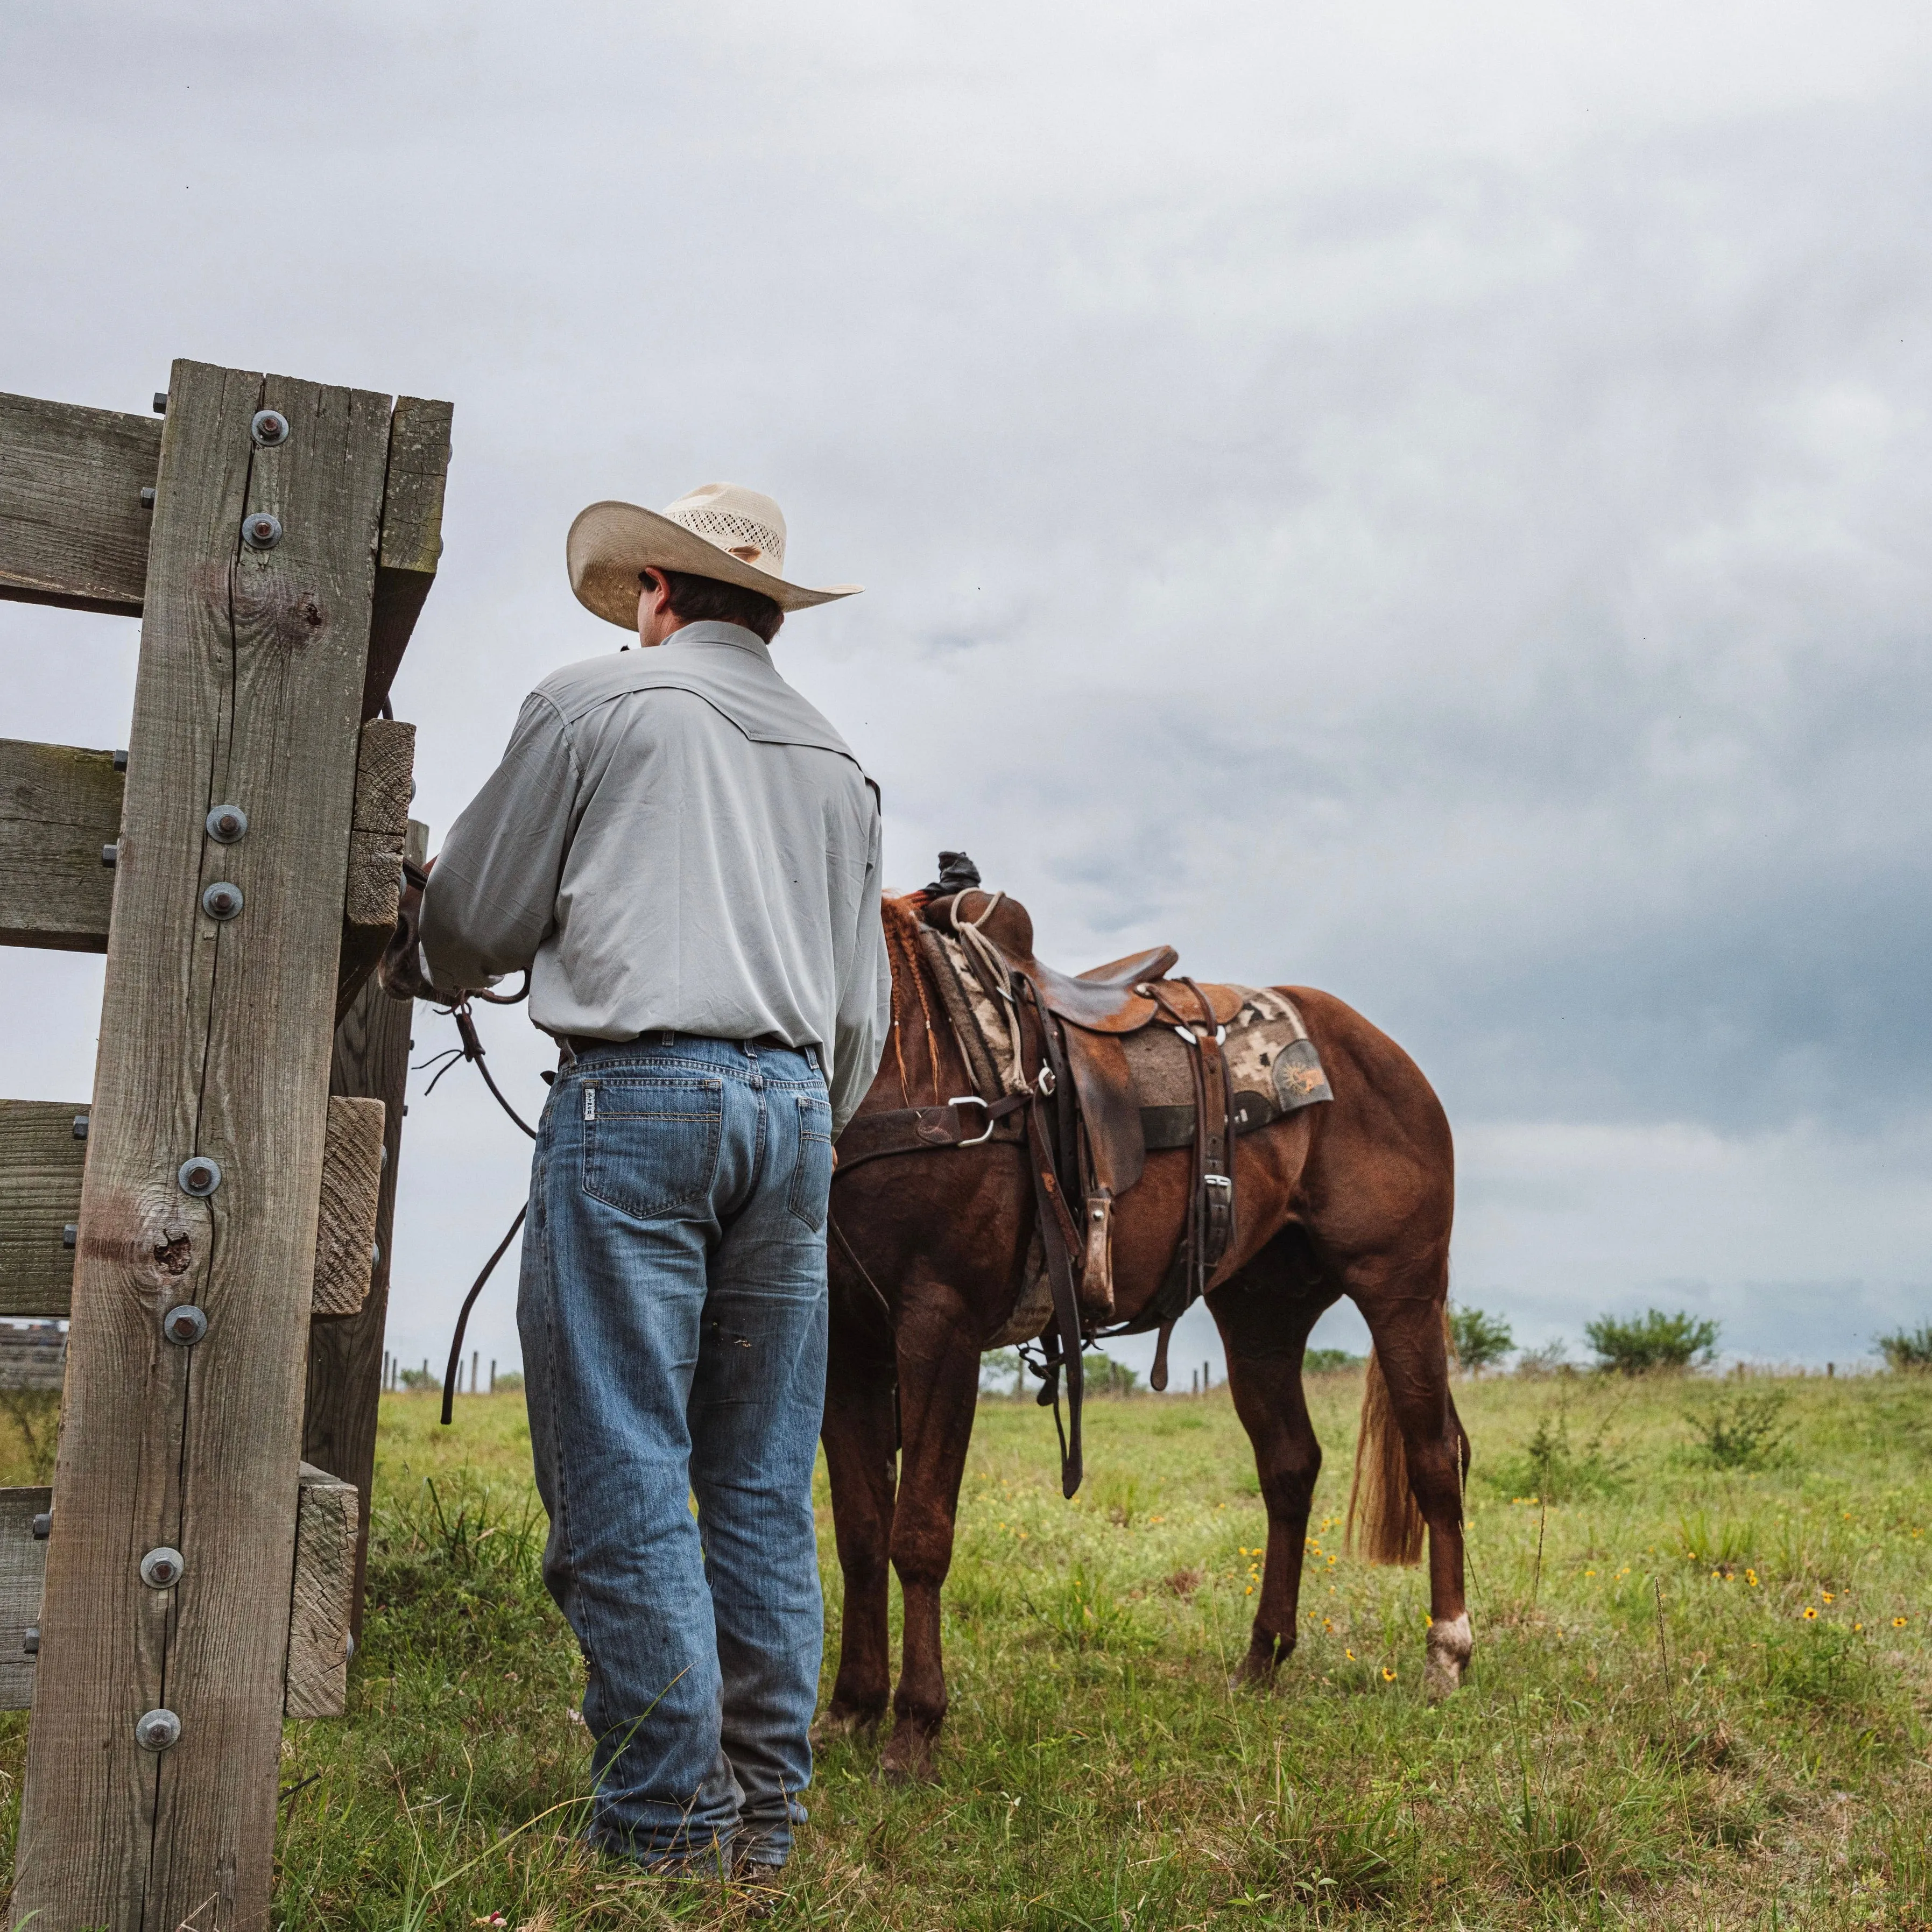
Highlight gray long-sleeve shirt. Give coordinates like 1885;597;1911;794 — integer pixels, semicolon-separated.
419;622;891;1133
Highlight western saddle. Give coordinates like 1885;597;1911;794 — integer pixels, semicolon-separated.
834;855;1288;1496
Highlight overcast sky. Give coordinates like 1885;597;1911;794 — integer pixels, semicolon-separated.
3;1;1929;1389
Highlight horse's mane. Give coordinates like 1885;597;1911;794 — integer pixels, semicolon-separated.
880;893;941;1105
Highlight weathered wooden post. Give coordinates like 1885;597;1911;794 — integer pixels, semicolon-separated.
0;359;449;1929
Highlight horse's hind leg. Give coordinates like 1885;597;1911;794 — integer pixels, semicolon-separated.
880;1287;983;1783
1350;1268;1473;1698
1209;1229;1339;1684
818;1310;898;1738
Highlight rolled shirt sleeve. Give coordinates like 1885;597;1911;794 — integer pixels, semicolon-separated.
419;693;581;996
828;803;892;1137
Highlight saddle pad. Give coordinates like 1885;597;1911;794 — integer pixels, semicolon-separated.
1124;986;1332;1150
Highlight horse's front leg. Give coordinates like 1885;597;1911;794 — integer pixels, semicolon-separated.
880;1284;983;1783
817;1305;898;1739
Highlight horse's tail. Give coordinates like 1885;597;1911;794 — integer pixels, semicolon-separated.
1345;1346;1426;1566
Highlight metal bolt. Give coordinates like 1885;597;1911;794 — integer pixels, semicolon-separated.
139;1547;185;1589
152;392;168;415
139;486;156;510
204;805;248;844
240;511;282;551
250;409;290;448
101;843;118;869
61;1224;76;1250
31;1513;51;1540
162;1304;208;1347
201;881;243;921
1091;1207;1105;1222
135;1708;181;1753
113;749;128;771
370;1242;381;1269
72;1114;89;1140
22;1626;37;1656
177;1157;221;1198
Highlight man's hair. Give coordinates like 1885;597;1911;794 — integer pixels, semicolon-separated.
650;568;785;644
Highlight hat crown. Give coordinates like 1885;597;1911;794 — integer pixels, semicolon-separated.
660;482;787;576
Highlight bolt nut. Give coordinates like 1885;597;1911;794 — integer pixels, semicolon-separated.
139;486;156;510
177;1157;221;1198
22;1625;37;1656
31;1513;50;1540
250;409;290;447
72;1114;89;1140
240;511;282;551
205;805;248;844
135;1708;181;1753
113;749;129;771
152;392;168;415
201;881;243;921
61;1224;76;1250
101;843;118;869
162;1304;208;1347
139;1547;185;1589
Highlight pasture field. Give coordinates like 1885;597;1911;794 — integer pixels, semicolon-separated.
1;1366;1929;1928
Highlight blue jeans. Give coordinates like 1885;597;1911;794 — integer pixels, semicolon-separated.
517;1033;833;1866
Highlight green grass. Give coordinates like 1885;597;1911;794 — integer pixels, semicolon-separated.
2;1368;1931;1927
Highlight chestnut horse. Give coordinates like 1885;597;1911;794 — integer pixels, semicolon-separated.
820;892;1470;1780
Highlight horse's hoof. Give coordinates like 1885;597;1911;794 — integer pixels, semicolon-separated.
810;1706;882;1747
1425;1613;1473;1702
878;1725;937;1785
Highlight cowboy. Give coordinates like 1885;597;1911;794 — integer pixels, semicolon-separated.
413;484;891;1879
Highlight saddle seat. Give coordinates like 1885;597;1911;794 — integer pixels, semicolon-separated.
1032;944;1178;1033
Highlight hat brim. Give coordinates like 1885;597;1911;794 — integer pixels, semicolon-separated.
567;500;863;627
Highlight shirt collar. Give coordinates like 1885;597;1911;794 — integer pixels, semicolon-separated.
661;620;772;662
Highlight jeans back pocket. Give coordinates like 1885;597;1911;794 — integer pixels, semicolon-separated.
787;1091;834;1232
581;1077;724;1221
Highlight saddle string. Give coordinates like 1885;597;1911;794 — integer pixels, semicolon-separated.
947;892;1027;1092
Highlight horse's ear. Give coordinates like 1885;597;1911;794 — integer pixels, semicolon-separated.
947;888;1035;961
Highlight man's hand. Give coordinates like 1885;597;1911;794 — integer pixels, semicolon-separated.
377;855;436;1004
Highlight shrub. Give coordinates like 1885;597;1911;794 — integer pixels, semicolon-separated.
1875;1324;1932;1373
1450;1303;1515;1373
1515;1341;1572;1379
398;1365;442;1392
1088;1354;1142;1397
1584;1308;1718;1375
492;1370;524;1392
1686;1391;1792;1469
1492;1398;1629;1501
1305;1346;1365;1373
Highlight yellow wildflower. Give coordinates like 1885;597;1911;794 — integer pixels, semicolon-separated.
1894;1617;1908;1629
1802;1606;1818;1620
1381;1667;1397;1681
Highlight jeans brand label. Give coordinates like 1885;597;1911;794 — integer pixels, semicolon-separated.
583;1086;596;1122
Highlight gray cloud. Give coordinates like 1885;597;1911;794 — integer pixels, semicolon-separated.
4;0;1930;1377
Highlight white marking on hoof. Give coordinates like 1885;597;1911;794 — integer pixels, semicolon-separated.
1424;1611;1472;1701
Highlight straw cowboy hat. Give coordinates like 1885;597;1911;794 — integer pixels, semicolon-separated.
567;482;863;627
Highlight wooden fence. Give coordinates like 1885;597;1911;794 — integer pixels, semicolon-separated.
0;359;448;1928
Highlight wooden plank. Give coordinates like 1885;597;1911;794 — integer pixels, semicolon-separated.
0;1325;66;1391
1;1092;380;1325
0;739;124;952
0;392;161;616
362;397;452;720
0;1487;51;1710
0;1099;86;1317
334;717;415;1018
310;1097;384;1318
284;1465;357;1719
0;1476;359;1718
305;818;424;1640
13;359;393;1932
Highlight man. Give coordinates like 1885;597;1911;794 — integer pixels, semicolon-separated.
415;483;891;1877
